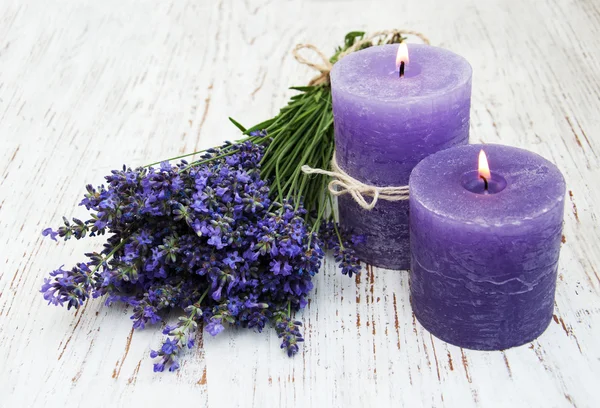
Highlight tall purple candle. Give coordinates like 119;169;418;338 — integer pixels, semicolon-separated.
409;144;566;350
330;43;472;270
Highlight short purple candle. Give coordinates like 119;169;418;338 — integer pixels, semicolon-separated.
409;144;566;350
331;43;472;270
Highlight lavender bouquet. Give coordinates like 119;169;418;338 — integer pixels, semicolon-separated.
42;142;322;371
40;31;405;371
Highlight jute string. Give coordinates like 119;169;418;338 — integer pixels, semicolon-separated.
292;29;430;86
302;153;410;211
296;29;427;209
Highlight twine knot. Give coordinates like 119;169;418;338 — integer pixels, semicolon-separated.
302;153;409;210
292;29;430;86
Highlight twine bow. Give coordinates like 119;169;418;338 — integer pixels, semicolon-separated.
302;153;410;210
292;29;430;86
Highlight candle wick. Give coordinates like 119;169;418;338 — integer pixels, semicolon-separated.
480;175;489;191
399;61;405;78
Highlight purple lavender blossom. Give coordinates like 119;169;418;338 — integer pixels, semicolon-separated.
320;221;363;277
275;314;304;357
205;319;225;336
42;228;59;241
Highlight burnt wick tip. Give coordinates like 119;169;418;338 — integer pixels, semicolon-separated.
480;175;489;191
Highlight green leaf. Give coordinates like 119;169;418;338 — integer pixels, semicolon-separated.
228;117;247;132
344;31;365;47
289;86;314;92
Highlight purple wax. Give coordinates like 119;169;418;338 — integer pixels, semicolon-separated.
409;144;566;350
330;44;472;270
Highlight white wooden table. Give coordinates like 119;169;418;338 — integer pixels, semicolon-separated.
1;0;599;407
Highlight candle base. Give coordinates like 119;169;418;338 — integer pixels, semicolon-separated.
410;258;558;350
338;195;410;271
412;301;555;350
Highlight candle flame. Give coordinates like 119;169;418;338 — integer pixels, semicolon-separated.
478;150;491;180
396;43;409;68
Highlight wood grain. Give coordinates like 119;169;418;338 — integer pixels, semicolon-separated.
1;0;599;407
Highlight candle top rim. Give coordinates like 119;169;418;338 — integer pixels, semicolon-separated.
409;144;566;226
330;44;473;102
